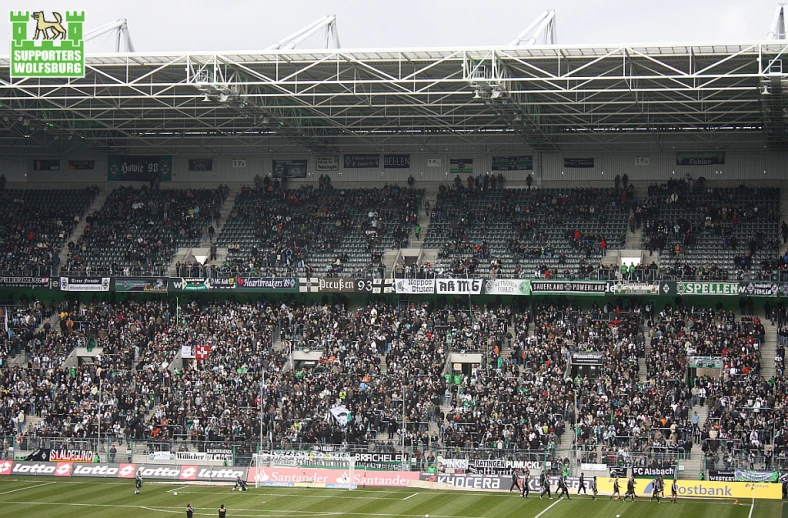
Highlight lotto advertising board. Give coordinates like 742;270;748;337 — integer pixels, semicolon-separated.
596;477;781;500
0;461;246;482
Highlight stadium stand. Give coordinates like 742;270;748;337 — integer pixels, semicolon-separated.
422;183;630;279
64;186;227;276
0;188;97;277
216;185;422;278
641;179;781;281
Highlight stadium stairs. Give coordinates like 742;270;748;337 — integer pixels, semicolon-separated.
57;186;108;268
168;184;241;275
684;404;709;480
781;188;788;257
761;311;777;380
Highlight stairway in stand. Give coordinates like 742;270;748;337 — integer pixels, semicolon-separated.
761;312;778;380
684;404;710;480
57;186;108;269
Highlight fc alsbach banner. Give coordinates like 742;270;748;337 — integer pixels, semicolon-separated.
676;151;725;166
491;156;533;171
449;158;474;174
343;154;380;169
564;157;595;168
383;155;411;168
315;156;339;172
108;155;173;181
272;160;307;178
58;277;110;292
188;158;213;172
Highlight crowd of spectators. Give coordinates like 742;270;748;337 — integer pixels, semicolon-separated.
64;186;228;276
0;187;97;276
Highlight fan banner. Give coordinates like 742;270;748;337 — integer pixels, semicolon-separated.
491;156;533;171
315;156;339;172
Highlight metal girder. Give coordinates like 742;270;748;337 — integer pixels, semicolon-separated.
0;42;786;156
84;19;135;53
509;10;557;46
267;15;341;50
769;4;787;40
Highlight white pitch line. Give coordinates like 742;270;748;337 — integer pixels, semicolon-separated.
166;486;188;494
403;492;419;500
0;482;55;495
533;496;563;518
0;501;488;518
173;491;405;500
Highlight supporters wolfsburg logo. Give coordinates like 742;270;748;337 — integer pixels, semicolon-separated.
10;11;85;78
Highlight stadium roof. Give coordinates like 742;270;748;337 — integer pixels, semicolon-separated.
1;40;788;157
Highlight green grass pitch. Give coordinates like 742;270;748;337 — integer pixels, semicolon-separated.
0;477;783;517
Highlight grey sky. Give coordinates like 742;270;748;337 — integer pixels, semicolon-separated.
1;0;784;53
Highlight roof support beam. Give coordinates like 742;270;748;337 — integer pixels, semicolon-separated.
84;19;135;52
267;15;341;50
509;10;557;46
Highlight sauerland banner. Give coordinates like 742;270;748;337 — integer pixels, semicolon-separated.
436;278;483;295
272;160;307;178
343;154;380;169
564;157;594;168
530;280;607;295
676;151;725;166
449;158;473;174
491;155;533;171
394;278;436;294
0;276;50;289
483;279;531;295
114;277;168;293
315;155;339;172
57;277;110;292
108;155;173;181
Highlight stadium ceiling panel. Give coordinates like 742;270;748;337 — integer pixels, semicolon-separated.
0;41;786;157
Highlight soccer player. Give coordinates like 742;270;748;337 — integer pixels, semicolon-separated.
539;472;552;499
610;476;621;500
625;476;637;502
556;475;570;500
232;475;248;492
650;475;661;503
219;504;227;518
186;504;194;518
521;468;530;498
671;478;679;503
134;469;143;495
577;472;587;495
591;475;598;500
510;469;522;493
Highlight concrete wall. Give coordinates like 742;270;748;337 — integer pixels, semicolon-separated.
3;150;786;185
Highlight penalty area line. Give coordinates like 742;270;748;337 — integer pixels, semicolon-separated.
403;492;419;500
